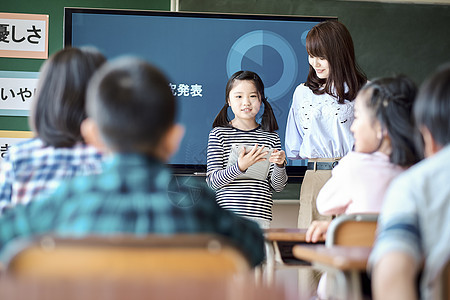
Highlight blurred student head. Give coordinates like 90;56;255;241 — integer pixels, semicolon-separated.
352;75;421;167
83;57;184;161
414;64;450;157
31;47;106;147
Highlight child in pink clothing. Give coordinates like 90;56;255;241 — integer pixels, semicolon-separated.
306;75;422;300
316;151;403;215
306;75;422;243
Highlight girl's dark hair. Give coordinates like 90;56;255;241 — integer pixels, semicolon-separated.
414;64;450;148
212;71;279;132
305;20;367;104
31;47;106;147
362;75;422;167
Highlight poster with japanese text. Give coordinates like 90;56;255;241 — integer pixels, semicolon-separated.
0;71;38;116
0;12;48;59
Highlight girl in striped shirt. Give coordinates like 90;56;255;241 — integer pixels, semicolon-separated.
206;71;288;229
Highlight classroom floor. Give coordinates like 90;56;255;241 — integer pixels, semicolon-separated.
271;201;320;299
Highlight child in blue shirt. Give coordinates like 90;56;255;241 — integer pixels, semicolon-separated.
370;64;450;299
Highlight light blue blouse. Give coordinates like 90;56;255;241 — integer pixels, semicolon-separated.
285;84;355;159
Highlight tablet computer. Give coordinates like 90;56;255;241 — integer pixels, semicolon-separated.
227;144;273;180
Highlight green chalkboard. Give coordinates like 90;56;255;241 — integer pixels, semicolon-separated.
3;0;449;132
181;0;450;85
0;0;169;132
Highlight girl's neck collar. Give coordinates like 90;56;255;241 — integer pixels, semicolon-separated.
230;119;260;131
229;123;261;132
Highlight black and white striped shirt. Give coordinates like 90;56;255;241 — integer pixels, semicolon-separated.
206;126;288;221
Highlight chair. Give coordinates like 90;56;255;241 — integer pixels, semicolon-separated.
326;213;379;247
1;234;250;279
321;213;378;300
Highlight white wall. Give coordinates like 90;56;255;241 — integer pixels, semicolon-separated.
272;200;299;228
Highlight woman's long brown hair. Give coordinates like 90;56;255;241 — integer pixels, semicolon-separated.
305;21;367;104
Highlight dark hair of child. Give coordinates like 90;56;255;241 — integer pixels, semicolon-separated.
414;64;450;148
212;70;279;132
305;20;367;104
31;47;106;147
86;57;176;155
361;75;422;167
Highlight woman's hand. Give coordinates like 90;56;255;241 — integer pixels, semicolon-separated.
305;220;331;243
269;149;286;167
237;144;268;172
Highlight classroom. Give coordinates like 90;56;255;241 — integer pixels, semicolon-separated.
0;0;449;299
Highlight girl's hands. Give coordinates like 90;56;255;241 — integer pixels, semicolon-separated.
237;144;268;172
269;149;286;168
306;220;331;243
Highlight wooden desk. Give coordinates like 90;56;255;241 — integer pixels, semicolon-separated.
263;228;324;284
292;245;371;300
265;228;308;242
292;245;371;271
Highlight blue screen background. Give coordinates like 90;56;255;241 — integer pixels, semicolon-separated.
70;12;324;167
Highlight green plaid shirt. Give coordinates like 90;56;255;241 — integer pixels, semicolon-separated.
0;153;265;267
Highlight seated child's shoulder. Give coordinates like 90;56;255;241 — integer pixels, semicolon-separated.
343;151;392;164
4;138;43;161
336;152;397;178
402;145;450;181
339;151;378;166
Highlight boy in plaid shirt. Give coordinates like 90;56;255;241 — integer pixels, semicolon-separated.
0;58;265;267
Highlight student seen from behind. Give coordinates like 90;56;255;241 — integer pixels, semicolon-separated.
0;47;106;210
370;64;450;299
306;75;421;243
304;75;422;299
0;58;265;267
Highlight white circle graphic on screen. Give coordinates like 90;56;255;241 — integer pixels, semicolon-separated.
226;30;298;101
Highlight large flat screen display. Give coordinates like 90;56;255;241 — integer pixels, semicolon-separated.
64;8;335;175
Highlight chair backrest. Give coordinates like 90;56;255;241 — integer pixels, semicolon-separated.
2;234;250;279
325;213;378;247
